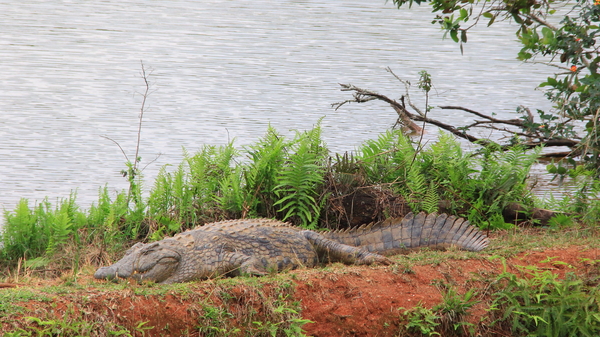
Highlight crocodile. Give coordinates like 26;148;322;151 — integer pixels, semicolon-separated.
94;212;489;284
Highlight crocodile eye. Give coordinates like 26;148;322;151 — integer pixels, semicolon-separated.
141;243;160;255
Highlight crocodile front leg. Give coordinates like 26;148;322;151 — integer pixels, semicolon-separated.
302;231;392;265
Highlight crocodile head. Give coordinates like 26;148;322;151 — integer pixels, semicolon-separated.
94;239;184;283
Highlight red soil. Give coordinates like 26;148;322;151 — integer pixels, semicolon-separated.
2;246;598;336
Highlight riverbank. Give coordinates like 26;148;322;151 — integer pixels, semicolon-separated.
2;227;598;336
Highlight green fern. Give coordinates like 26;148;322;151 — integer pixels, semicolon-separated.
358;129;397;160
274;153;323;228
403;162;428;212
214;165;244;216
146;140;239;232
470;144;540;225
355;129;416;184
417;132;475;212
1;199;43;261
274;123;327;228
422;181;440;213
242;125;289;217
390;129;418;168
46;211;72;256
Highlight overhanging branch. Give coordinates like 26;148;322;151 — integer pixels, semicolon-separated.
333;81;581;156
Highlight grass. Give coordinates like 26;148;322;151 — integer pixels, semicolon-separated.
0;273;313;337
0;289;52;318
392;225;600;267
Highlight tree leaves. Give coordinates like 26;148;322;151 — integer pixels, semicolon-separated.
394;0;600;173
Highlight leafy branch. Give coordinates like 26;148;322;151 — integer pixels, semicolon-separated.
388;0;600;171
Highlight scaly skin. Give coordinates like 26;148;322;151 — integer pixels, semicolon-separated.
94;212;488;284
324;212;489;254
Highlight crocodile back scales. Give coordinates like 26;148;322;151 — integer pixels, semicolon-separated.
323;212;489;254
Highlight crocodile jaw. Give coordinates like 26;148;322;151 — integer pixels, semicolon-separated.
94;241;182;283
94;242;144;281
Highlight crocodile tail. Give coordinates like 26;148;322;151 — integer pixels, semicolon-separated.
323;212;489;255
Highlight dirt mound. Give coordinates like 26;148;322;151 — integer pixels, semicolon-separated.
1;246;598;336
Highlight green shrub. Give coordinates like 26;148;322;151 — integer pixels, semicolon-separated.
345;130;539;229
489;262;600;336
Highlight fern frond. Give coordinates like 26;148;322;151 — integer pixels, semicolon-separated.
357;130;396;161
46;211;72;255
273;123;328;227
422;181;440;213
242;125;289;217
404;164;428;212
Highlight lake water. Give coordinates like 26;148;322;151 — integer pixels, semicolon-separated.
0;0;557;218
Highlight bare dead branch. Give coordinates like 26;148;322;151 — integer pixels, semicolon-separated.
385;67;425;117
134;60;152;172
141;153;163;173
334;77;580;153
333;83;489;145
439;106;525;126
100;135;129;162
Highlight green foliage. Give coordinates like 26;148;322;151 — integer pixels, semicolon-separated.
489;262;600;336
540;161;600;225
260;294;313;337
404;162;437;213
147;142;240;233
0;187;139;272
197;290;311;337
562;173;600;225
1;194;85;262
435;286;478;319
465;144;540;227
187;143;240;218
402;305;441;336
3;315;153;337
1;199;46;262
349;130;537;228
433;286;478;334
399;284;478;336
124;123;325;236
87;187;130;237
355;129;415;183
146;122;328;231
274;124;328;228
22;316;99;336
0;290;52;317
392;0;600;174
242;125;290;218
198;305;240;336
351;129;439;213
398;260;600;336
251;296;313;337
425;136;537;228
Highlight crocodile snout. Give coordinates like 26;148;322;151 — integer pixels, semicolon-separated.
94;265;133;280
